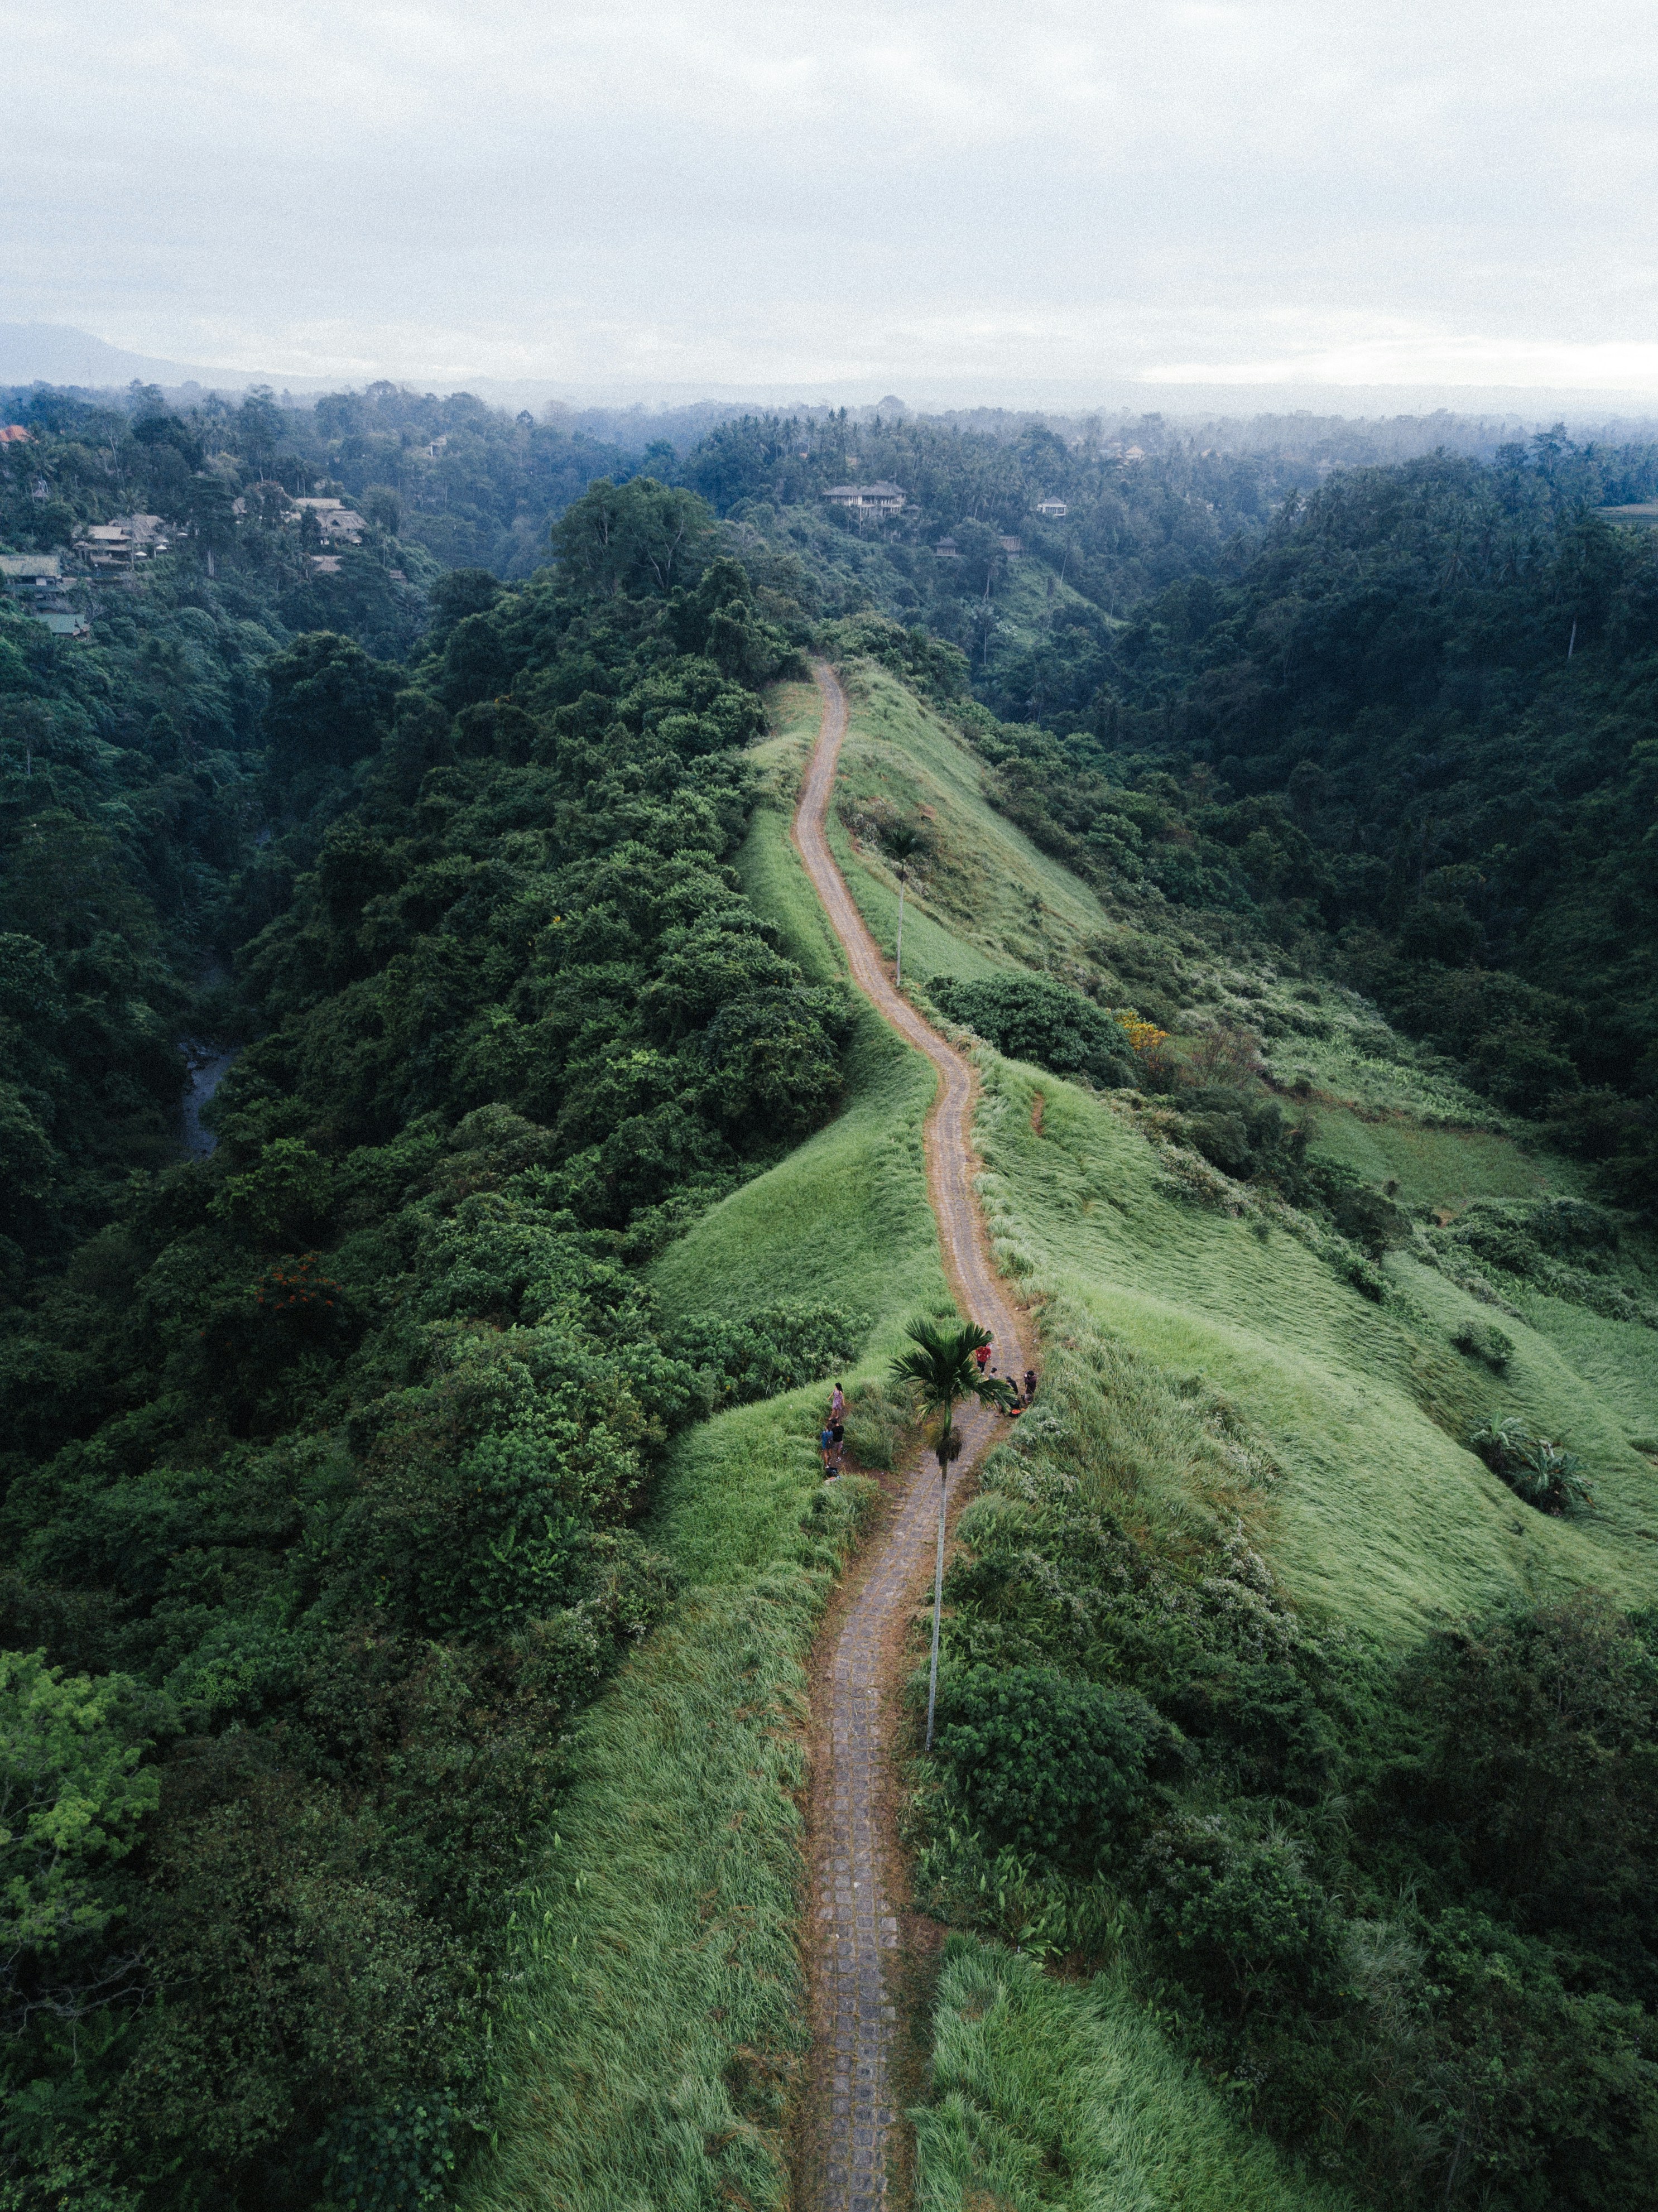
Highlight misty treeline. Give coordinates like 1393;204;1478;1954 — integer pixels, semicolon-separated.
0;378;652;585
672;407;1658;1196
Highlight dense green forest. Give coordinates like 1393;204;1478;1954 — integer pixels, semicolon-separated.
9;379;1658;2210
0;440;856;2204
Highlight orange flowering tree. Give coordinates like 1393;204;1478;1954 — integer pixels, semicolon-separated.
1113;1007;1170;1068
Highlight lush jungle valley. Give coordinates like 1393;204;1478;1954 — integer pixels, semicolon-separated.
6;377;1658;2212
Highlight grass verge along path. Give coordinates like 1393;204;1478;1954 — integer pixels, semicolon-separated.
795;661;1026;2212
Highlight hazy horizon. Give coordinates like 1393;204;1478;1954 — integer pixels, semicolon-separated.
7;1;1658;407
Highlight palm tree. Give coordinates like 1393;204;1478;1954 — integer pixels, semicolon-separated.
882;822;922;987
888;1315;1016;1749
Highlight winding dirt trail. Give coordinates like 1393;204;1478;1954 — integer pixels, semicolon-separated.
795;661;1025;2212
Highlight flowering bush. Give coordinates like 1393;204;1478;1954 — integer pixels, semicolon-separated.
1113;1006;1170;1062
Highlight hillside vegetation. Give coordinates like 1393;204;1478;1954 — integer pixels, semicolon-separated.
463;680;951;2212
9;383;1658;2212
0;477;863;2209
812;657;1658;2208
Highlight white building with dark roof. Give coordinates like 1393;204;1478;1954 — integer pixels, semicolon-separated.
824;480;906;516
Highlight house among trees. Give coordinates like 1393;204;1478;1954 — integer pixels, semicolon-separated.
934;536;960;558
1036;498;1068;518
0;552;89;635
80;514;170;570
0;425;29;445
290;497;365;544
998;535;1022;555
0;551;65;594
824;479;906;516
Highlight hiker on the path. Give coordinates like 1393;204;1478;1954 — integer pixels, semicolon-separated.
820;1422;839;1479
973;1339;992;1377
828;1381;846;1458
1023;1368;1037;1403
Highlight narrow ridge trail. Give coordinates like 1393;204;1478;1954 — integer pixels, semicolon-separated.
795;661;1026;2212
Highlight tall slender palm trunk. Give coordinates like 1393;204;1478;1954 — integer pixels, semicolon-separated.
924;1460;947;1749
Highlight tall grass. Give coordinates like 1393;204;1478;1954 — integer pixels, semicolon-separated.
916;1937;1353;2212
818;663;1658;1632
464;679;948;2212
1305;1103;1582;1209
969;1049;1658;1634
827;662;1115;985
824;654;1658;2211
465;1476;877;2212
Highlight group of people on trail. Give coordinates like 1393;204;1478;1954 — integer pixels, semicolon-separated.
974;1336;1039;1413
820;1345;1038;1479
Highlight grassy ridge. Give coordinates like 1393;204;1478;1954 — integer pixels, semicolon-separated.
1305;1103;1582;1209
469;659;1658;2212
917;1939;1352;2212
818;658;1658;1636
826;661;1114;987
465;680;946;2211
814;656;1658;2207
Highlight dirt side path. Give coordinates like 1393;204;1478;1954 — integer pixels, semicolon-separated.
795;660;1026;2212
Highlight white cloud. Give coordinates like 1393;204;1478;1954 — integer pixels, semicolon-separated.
6;0;1658;393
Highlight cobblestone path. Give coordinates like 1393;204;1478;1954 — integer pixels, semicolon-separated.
796;661;1025;2212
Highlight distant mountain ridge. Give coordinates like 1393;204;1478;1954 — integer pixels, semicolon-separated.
0;321;335;395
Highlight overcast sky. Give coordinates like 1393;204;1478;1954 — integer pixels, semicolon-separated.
6;0;1658;399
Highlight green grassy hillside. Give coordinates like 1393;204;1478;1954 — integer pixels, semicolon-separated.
819;653;1658;2212
724;675;1359;2212
918;1939;1352;2212
470;661;1658;2212
972;1050;1658;1632
812;660;1658;1635
826;660;1116;985
648;675;951;1575
464;680;950;2212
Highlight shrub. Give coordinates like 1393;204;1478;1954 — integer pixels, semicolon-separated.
664;1301;868;1408
1467;1021;1581;1117
1528;1195;1619;1261
1452;1319;1513;1371
318;2091;458;2212
932;1663;1166;1867
1445;1201;1540;1277
842;1378;907;1473
1138;1814;1349;2023
1469;1415;1591;1514
926;974;1137;1088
